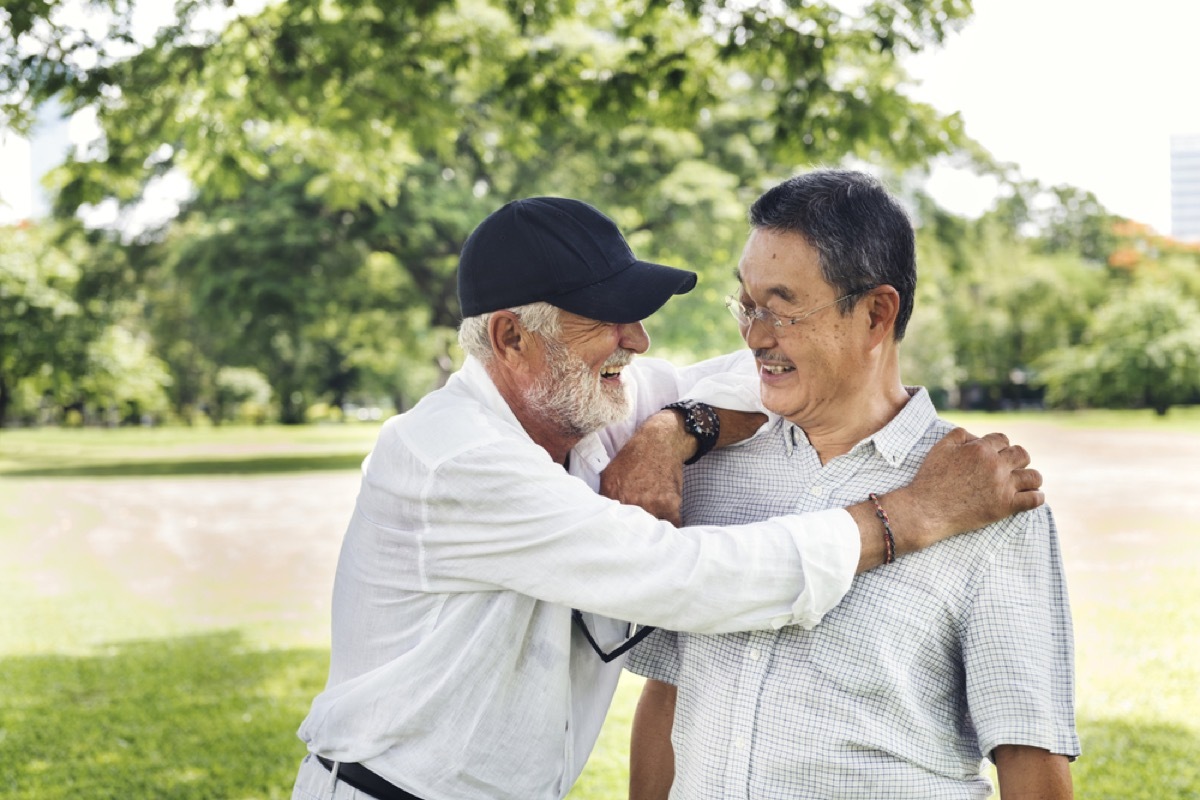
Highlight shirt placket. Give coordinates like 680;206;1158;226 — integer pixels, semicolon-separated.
719;629;775;797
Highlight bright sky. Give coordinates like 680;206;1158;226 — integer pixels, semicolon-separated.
3;0;1199;234
904;0;1200;235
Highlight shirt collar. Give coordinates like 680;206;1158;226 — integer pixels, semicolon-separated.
457;355;609;473
458;355;526;431
863;387;937;466
776;386;936;467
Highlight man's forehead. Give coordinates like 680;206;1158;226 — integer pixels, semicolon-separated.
734;266;829;305
736;230;826;296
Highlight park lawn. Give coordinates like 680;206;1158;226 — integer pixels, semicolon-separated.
1;416;1198;798
0;423;383;478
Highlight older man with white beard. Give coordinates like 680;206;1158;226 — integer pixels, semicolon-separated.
290;197;1046;800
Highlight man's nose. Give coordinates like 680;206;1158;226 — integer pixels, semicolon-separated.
742;316;777;349
618;321;651;354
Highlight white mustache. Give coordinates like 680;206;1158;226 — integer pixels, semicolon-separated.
604;350;635;370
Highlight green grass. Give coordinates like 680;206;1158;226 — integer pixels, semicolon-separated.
0;632;326;799
0;423;382;477
1;417;1198;798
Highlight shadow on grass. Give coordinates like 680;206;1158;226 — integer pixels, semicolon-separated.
0;631;328;799
1075;716;1200;799
0;453;367;478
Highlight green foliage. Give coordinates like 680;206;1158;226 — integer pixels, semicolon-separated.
213;365;273;424
899;184;1200;414
0;223;81;422
6;0;975;204
78;323;173;421
1034;185;1120;263
2;0;983;417
5;0;1198;419
905;199;1109;406
1039;284;1200;415
0;221;151;425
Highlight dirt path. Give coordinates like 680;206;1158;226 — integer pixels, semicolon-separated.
6;471;362;648
981;422;1200;602
5;422;1198;650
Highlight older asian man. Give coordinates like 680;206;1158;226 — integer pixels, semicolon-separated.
625;171;1078;800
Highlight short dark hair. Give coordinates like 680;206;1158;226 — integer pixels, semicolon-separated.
748;169;916;340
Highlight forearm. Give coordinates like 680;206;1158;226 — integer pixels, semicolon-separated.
849;427;1046;572
629;680;677;800
994;745;1073;799
847;489;933;573
600;407;764;524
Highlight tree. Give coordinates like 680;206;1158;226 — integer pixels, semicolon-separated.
78;323;173;423
1039;284;1200;415
0;219;157;425
0;222;81;424
153;172;377;423
4;1;976;197
3;0;986;416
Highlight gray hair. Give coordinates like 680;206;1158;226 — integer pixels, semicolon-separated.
457;302;562;362
749;169;916;340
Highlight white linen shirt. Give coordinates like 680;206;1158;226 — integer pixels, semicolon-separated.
296;354;859;800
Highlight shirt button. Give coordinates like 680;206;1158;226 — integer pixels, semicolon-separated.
734;737;746;751
810;485;827;497
749;648;760;661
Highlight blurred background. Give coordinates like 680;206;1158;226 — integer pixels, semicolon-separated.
1;1;1198;798
3;0;1200;425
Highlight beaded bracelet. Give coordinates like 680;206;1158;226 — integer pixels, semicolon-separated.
868;492;896;565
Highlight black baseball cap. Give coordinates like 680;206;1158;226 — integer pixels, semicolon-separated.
457;197;697;324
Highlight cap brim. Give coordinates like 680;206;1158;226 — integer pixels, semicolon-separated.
547;260;698;324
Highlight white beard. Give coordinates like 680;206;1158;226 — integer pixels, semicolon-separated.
525;339;633;439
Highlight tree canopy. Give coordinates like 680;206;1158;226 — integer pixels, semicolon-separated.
3;0;1198;423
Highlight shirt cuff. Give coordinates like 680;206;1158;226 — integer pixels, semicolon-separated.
775;508;860;630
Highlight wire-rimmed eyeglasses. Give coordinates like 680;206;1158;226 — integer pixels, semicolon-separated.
724;288;870;330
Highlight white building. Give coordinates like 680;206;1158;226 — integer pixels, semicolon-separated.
1170;134;1200;242
0;101;72;223
0;131;34;223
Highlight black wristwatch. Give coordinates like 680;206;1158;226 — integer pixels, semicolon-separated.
663;400;721;465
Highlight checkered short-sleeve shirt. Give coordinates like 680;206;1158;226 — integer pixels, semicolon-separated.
626;389;1079;799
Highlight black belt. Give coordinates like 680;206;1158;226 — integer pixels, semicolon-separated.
316;755;426;800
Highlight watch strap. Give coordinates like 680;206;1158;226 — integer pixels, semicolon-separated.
663;399;720;465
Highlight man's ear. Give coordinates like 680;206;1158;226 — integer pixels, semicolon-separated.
864;285;901;348
488;311;533;369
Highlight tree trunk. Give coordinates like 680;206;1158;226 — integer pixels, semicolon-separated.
0;376;9;428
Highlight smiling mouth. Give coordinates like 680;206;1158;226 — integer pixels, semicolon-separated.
600;365;624;379
759;361;795;376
